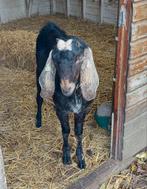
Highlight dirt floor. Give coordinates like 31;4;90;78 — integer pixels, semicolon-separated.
0;15;116;188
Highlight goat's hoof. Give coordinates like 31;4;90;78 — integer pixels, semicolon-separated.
63;153;72;165
63;156;72;165
36;120;42;128
78;160;86;169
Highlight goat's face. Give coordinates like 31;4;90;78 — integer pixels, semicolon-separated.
39;38;99;101
52;38;85;96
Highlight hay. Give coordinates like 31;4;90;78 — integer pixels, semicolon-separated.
0;15;116;188
0;30;36;71
103;151;147;189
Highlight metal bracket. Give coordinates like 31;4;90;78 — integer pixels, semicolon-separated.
118;5;126;28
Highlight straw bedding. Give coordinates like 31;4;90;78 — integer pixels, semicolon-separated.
102;151;147;189
0;15;115;188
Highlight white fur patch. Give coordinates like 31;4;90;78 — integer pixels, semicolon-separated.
57;39;73;51
70;95;82;113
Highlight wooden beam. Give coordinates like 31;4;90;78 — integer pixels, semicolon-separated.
66;0;70;17
100;0;104;23
112;0;132;160
82;0;86;19
50;0;56;15
0;146;7;189
25;0;33;17
68;158;134;189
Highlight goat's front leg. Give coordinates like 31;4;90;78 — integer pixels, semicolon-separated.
74;112;86;169
56;110;71;165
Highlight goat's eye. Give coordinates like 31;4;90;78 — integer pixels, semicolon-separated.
76;41;81;48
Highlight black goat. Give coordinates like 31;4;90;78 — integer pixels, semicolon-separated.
36;22;99;169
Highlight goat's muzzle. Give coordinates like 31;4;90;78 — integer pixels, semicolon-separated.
60;80;75;96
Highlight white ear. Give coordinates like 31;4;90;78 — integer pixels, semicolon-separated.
39;50;56;100
80;47;99;101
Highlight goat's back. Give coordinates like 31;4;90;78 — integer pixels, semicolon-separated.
36;22;67;74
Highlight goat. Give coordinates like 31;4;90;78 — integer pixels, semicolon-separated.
36;22;99;169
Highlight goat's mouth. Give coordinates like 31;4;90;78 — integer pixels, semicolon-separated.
61;87;75;97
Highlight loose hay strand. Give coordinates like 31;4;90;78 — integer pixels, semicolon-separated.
0;15;116;189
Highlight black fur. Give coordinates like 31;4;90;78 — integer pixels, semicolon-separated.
36;22;93;169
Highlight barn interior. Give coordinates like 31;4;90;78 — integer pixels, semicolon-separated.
0;11;116;189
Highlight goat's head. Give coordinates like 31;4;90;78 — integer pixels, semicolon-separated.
39;38;99;101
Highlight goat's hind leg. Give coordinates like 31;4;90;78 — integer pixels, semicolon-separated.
74;112;86;169
36;80;43;128
56;110;72;165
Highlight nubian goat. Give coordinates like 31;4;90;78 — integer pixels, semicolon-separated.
36;22;99;169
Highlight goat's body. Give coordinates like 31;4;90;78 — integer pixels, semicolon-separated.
36;22;93;168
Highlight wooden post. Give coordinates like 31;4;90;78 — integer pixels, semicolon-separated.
50;0;56;15
81;0;86;19
0;147;7;189
112;0;132;160
25;0;33;17
66;0;70;17
100;0;104;23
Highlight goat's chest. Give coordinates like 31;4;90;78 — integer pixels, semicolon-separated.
69;95;82;114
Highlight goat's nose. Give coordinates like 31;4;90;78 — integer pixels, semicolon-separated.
60;80;72;89
60;80;75;96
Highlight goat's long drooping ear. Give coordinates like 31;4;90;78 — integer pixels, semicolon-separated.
80;47;99;101
39;50;56;100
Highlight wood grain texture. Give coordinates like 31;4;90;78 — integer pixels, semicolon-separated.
68;158;134;189
128;55;147;76
131;20;147;41
130;38;147;59
124;111;147;137
133;0;147;22
127;70;147;92
123;120;147;159
126;84;147;108
125;99;147;122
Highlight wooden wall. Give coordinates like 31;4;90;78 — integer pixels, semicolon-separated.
54;0;117;24
0;0;51;23
31;0;51;16
0;0;118;24
123;0;147;159
0;0;26;23
102;0;118;24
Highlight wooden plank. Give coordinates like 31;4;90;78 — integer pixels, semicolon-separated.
103;8;118;18
125;99;147;122
126;84;147;108
133;1;147;22
127;70;147;92
131;20;147;41
128;55;147;76
100;0;104;23
50;0;56;14
112;0;132;160
66;0;70;17
54;0;65;14
123;124;147;159
69;0;82;17
124;111;147;137
130;38;147;59
82;0;86;19
68;158;134;189
102;0;118;24
86;5;99;16
85;14;99;22
0;146;7;189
